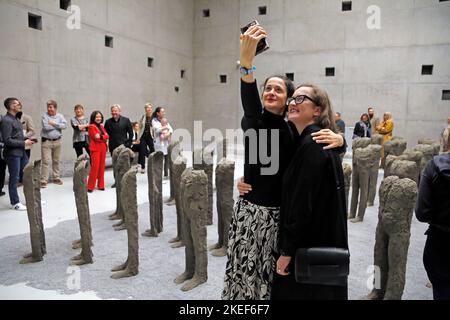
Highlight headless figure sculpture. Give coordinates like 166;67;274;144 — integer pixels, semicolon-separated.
113;148;135;231
366;174;417;300
169;155;187;248
209;139;235;257
166;140;181;206
174;169;208;291
111;166;140;279
20;160;45;264
193;148;214;226
342;163;352;210
142;151;164;237
71;155;93;265
109;145;127;221
349;142;380;222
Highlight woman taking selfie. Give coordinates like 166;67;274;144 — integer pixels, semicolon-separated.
222;24;345;300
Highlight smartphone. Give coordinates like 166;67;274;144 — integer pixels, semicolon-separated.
241;20;270;56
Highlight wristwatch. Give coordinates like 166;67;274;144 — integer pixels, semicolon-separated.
240;66;256;76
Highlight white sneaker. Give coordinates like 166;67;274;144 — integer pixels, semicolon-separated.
12;203;27;211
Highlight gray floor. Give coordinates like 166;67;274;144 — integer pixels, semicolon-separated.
0;170;433;300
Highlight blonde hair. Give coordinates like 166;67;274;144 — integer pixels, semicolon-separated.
296;83;337;132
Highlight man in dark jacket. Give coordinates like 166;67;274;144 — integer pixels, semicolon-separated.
1;98;35;210
104;104;133;155
415;135;450;300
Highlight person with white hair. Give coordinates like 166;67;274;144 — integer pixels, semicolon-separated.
104;104;133;156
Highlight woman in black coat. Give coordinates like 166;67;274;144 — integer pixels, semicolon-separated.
271;84;349;300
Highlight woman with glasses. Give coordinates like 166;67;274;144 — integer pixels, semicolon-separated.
222;25;345;300
271;84;348;300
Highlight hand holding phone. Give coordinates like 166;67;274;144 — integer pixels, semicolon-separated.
240;20;269;56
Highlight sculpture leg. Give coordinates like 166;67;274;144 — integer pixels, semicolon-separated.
383;232;410;300
355;169;370;222
181;219;207;291
365;223;389;300
175;214;195;284
349;164;360;220
367;167;379;206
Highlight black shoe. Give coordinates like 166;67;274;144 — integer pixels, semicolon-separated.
0;191;5;197
88;190;93;193
111;183;116;188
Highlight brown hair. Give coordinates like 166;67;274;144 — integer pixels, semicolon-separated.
296;83;337;132
74;104;84;111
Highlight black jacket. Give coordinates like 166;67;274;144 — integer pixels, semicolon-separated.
0;112;25;158
353;121;371;138
104;116;133;153
279;124;348;256
415;153;450;232
240;80;296;207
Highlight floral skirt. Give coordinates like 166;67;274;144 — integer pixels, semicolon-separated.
222;198;280;300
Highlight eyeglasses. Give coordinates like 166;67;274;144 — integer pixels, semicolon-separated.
286;95;319;106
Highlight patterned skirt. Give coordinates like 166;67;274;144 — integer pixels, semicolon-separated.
222;198;280;300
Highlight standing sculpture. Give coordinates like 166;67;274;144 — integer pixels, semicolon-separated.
174;169;208;291
111;166;140;279
142;151;164;237
109;144;127;221
71;155;93;265
168;155;187;248
113;148;135;231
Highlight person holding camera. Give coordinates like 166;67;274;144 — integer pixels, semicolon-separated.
222;24;345;300
1;98;35;210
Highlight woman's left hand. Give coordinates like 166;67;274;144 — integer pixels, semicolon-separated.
276;256;291;276
311;129;344;150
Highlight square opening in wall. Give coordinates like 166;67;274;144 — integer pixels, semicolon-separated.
60;0;71;11
220;75;227;83
148;57;154;68
342;1;352;11
421;65;433;75
28;13;42;30
258;6;267;15
286;73;294;81
443;90;450;101
181;70;186;78
203;9;210;17
105;36;113;48
325;67;335;77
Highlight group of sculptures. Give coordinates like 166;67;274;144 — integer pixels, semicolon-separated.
19;129;443;298
343;135;441;299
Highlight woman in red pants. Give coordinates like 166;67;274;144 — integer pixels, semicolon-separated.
88;111;109;192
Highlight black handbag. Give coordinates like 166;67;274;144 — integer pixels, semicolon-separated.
294;152;350;287
295;247;350;286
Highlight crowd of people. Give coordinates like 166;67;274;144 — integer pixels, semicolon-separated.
0;99;173;209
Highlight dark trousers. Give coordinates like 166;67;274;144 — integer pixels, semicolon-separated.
73;141;90;158
0;157;6;192
5;153;29;205
138;136;155;169
18;149;31;183
424;228;450;300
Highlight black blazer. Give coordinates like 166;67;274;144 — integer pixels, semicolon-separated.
279;124;348;256
104;116;133;153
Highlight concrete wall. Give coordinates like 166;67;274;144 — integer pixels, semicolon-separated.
192;0;450;149
1;0;449;176
0;0;194;175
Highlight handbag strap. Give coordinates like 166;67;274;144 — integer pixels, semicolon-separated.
328;150;349;248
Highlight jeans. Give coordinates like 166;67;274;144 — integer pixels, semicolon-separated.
19;149;31;183
6;153;29;205
0;157;6;192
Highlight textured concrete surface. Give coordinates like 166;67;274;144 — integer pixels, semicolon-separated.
0;156;433;300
